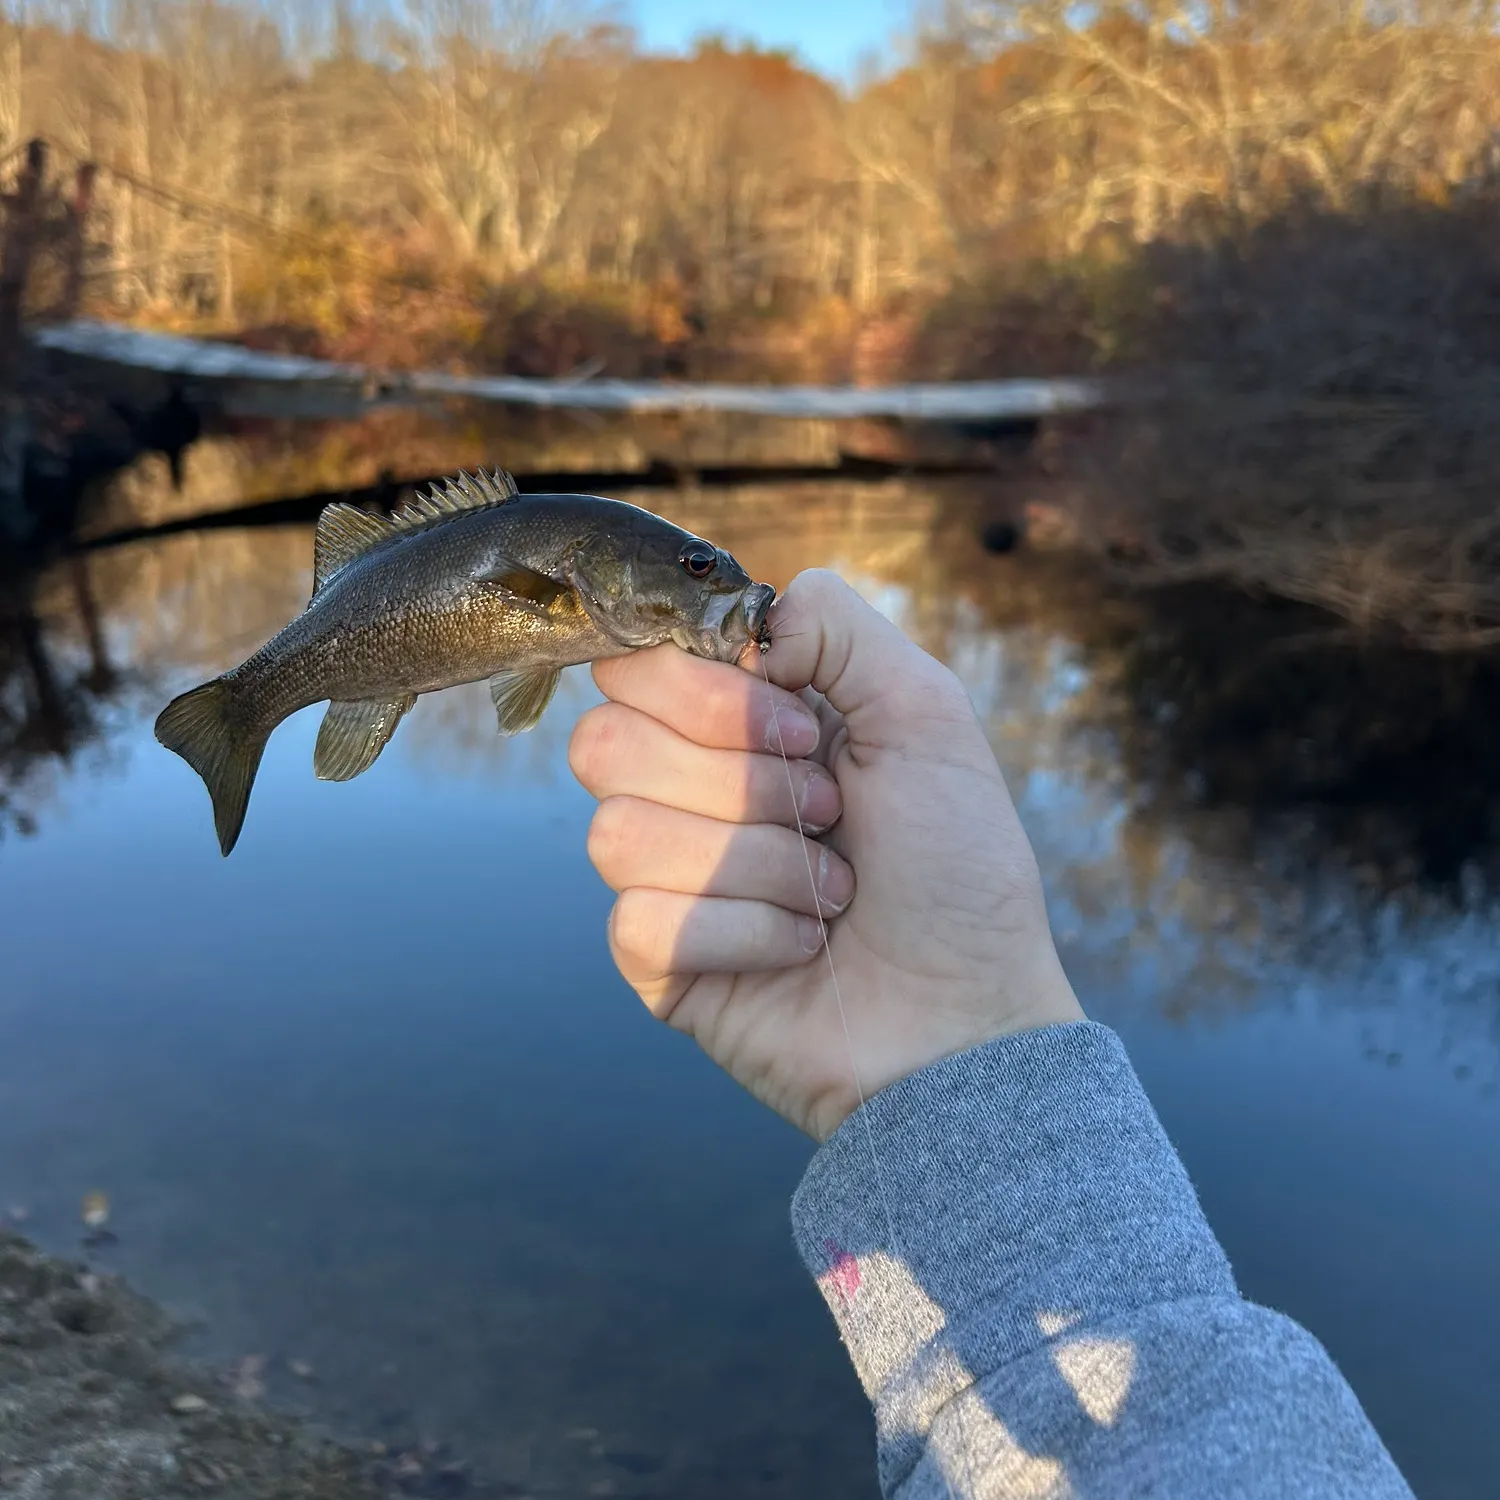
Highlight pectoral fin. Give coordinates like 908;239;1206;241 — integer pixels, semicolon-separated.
476;559;570;614
489;667;561;735
314;695;416;781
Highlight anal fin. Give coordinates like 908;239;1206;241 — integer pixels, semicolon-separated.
314;695;416;781
489;667;561;735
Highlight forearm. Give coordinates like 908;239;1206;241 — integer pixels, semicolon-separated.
790;1023;1413;1500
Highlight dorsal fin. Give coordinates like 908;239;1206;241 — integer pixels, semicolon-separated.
312;503;392;594
390;468;519;531
311;470;519;596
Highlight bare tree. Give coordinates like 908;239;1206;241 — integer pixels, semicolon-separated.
380;0;621;272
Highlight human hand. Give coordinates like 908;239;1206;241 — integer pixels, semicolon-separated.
569;568;1085;1141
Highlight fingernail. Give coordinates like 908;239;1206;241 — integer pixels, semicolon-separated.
797;916;826;955
798;770;840;834
816;846;854;915
767;704;818;758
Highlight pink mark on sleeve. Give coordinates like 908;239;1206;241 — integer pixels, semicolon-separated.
820;1237;862;1308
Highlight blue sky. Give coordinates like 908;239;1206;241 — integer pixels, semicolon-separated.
628;0;911;82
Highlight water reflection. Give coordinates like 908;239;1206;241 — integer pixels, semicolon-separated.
7;484;1500;1089
1;476;1498;1499
1;557;130;841
16;480;1500;1058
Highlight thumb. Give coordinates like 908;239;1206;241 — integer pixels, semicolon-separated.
760;570;974;751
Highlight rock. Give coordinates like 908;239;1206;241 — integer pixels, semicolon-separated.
227;1352;267;1402
1;1231;390;1497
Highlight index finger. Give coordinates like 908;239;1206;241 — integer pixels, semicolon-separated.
592;644;821;757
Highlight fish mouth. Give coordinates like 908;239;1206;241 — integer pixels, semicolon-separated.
740;583;776;647
674;582;779;663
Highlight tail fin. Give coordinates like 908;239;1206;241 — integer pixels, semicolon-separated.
154;678;270;857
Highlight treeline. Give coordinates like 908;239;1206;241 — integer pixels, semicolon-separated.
3;0;1499;377
8;0;1500;648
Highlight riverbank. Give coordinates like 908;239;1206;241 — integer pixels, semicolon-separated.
0;1229;483;1499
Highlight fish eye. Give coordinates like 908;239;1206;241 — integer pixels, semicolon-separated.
679;542;717;579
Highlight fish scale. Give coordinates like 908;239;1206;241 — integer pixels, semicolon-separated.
154;468;775;856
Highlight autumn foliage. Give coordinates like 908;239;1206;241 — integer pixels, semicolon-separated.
6;0;1500;641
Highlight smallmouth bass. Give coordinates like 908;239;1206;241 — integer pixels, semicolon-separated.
155;469;775;855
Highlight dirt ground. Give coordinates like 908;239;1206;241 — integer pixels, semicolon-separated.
0;1231;487;1500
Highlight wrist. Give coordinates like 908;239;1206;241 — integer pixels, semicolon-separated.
813;966;1087;1140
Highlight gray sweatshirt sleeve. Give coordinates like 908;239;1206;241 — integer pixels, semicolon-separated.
790;1021;1414;1500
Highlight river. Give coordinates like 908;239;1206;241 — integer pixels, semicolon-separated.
1;470;1497;1499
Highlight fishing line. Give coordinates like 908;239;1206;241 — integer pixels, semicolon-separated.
757;647;974;1500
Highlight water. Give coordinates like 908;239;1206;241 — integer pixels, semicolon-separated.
2;475;1498;1499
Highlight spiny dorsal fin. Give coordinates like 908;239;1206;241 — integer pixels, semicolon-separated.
312;470;519;596
313;503;392;594
390;468;519;531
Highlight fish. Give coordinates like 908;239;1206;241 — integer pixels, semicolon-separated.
154;469;776;856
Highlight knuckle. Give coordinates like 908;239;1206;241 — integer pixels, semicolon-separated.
607;888;649;959
787;567;843;607
585;797;631;881
566;711;602;785
774;572;828;640
610;889;675;972
568;703;630;788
